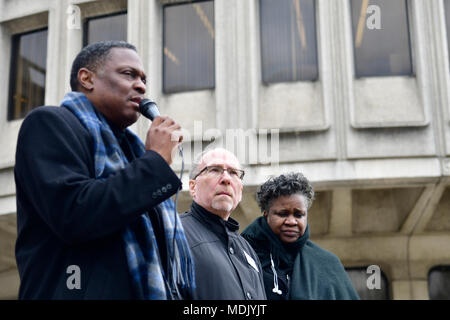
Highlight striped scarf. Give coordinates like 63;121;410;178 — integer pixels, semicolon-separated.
61;92;195;299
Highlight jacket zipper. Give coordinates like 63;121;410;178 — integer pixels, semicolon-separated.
286;274;290;291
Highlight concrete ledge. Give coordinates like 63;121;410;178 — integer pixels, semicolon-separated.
241;157;442;189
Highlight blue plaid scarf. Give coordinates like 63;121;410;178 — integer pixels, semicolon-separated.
61;92;195;299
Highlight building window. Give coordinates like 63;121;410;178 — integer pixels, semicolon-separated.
163;0;215;94
350;0;412;77
84;12;127;45
428;266;450;300
8;28;48;121
444;0;450;67
260;0;318;84
346;267;390;300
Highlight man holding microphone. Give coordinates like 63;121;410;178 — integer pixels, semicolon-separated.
14;41;194;299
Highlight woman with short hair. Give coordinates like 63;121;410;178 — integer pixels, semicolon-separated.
241;172;359;300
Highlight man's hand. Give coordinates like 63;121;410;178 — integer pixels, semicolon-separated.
145;116;183;165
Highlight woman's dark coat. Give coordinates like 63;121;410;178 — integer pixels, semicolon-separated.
242;216;360;300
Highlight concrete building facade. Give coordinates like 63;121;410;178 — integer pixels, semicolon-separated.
0;0;449;299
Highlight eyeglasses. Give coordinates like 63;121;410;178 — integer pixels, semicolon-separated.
193;165;245;180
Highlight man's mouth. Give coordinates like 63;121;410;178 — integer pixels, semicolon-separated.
130;97;143;107
216;192;232;197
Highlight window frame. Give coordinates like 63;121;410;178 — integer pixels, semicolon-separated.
258;0;319;84
349;0;414;78
162;0;216;94
82;10;128;46
7;27;48;121
443;0;450;70
428;265;450;300
345;266;391;300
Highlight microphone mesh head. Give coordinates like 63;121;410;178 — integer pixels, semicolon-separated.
139;99;160;120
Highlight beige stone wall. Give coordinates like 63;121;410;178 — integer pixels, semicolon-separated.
1;0;450;299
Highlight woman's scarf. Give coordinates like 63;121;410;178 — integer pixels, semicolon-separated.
61;92;195;299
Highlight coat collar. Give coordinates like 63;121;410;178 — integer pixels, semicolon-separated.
190;201;240;234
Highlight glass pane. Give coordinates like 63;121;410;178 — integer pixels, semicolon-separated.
350;0;412;77
85;12;127;45
444;0;450;68
346;267;390;300
163;1;215;93
428;266;450;300
260;0;318;83
8;29;48;120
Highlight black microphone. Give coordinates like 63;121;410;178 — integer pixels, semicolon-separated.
139;98;160;120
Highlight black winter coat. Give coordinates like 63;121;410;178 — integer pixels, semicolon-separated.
14;106;181;299
242;217;360;300
180;202;267;300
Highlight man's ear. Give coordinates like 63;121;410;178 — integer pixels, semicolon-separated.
263;211;268;218
189;180;196;198
77;68;94;91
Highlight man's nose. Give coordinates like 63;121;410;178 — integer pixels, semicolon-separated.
134;78;146;94
219;170;232;184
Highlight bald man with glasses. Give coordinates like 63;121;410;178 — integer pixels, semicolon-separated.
180;148;266;300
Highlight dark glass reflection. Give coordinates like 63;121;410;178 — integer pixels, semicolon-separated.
350;0;412;77
346;267;390;300
429;266;450;300
444;0;450;68
85;12;127;45
163;1;215;93
260;0;318;83
8;29;48;120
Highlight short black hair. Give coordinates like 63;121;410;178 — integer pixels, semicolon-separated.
70;40;137;91
256;172;315;212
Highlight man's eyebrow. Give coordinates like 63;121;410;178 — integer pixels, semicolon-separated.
207;164;242;171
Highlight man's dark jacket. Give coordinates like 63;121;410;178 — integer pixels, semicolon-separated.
14;106;181;299
180;202;266;300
